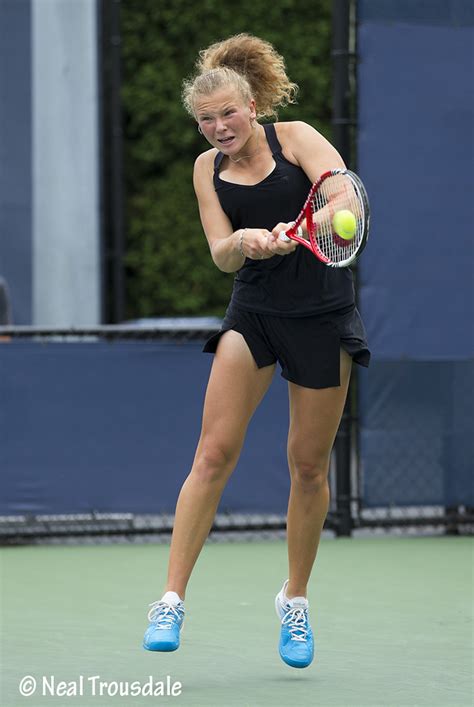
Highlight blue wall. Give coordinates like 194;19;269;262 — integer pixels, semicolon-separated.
0;342;291;516
0;0;32;324
357;0;474;507
358;2;473;359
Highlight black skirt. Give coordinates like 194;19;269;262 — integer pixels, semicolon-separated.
203;304;370;390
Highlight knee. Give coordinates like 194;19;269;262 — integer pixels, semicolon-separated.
288;450;330;492
192;441;237;486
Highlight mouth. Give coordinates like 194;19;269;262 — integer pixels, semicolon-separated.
217;136;236;147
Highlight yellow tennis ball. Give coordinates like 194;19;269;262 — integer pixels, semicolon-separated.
332;210;357;240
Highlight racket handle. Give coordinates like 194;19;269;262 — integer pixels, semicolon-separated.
279;222;302;242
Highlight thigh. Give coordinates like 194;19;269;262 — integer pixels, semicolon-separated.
287;349;352;460
198;330;276;455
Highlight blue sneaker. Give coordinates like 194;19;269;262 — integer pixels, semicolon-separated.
275;580;314;668
143;591;184;652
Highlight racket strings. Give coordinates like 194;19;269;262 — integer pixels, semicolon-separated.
310;174;363;265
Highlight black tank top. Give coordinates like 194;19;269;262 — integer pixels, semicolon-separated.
213;123;354;316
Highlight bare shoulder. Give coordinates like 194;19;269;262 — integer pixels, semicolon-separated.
194;147;219;173
275;121;331;154
274;121;345;178
193;147;219;191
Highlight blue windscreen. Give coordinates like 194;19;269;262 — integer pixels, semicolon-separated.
357;1;473;507
0;342;291;516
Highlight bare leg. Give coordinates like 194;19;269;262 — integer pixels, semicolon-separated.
285;349;352;599
165;331;275;599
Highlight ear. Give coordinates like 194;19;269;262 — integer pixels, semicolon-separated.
249;99;257;120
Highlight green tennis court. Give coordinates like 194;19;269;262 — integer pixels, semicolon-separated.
1;536;472;707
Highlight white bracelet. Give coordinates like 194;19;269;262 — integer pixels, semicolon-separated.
238;228;247;257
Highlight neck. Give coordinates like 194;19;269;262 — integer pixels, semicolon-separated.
229;125;261;164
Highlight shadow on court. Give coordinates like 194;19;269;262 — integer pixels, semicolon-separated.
1;537;472;706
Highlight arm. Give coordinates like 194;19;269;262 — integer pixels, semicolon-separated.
283;121;346;182
270;122;349;240
193;153;244;273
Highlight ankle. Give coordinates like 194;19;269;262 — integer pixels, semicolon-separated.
285;585;307;600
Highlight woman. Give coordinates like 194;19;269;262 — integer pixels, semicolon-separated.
143;33;370;669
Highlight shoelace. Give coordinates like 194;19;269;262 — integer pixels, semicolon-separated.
147;601;184;630
282;606;309;642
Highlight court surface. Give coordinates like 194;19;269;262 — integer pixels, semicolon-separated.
1;536;472;707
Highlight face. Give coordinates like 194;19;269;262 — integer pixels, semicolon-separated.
195;87;257;157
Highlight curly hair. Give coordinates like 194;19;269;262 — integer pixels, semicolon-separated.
182;33;298;120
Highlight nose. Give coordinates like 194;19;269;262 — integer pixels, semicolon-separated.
215;116;227;133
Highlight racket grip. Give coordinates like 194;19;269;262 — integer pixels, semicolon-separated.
279;222;302;242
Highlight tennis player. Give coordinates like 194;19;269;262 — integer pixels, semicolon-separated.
143;33;370;669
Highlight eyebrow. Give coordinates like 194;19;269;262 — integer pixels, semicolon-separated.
197;103;238;117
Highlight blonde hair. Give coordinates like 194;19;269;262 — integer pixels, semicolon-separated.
182;33;298;120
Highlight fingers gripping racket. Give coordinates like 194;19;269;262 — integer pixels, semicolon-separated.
279;169;370;267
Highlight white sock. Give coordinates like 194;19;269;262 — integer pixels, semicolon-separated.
287;595;308;608
161;591;183;606
282;581;308;607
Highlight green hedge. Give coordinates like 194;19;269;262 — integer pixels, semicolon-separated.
121;0;332;318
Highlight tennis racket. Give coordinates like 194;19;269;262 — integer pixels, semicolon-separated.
279;169;370;267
